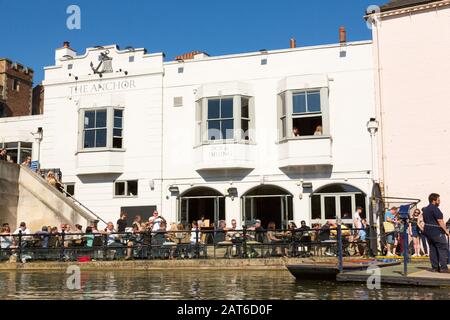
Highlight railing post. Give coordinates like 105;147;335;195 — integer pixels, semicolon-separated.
195;228;199;258
337;225;343;274
60;231;65;261
18;231;22;263
403;221;408;276
243;226;247;258
103;234;108;260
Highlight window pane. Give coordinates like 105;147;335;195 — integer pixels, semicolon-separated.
5;142;18;148
113;129;122;137
325;197;336;220
207;120;221;140
84;111;95;129
127;181;138;196
311;195;321;220
66;184;75;196
20;148;32;164
340;196;352;220
96;110;107;128
113;137;123;149
21;142;32;148
84;130;95;148
293;93;306;114
241;119;249;140
221;119;234;139
95;129;107;148
114;109;123;118
115;182;125;196
292;116;322;136
208;99;220;119
307;91;321;112
114;117;122;128
221;98;233;118
241;98;249;118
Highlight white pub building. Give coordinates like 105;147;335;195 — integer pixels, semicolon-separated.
0;36;377;229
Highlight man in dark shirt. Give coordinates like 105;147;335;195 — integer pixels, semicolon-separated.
116;212;128;233
423;193;450;273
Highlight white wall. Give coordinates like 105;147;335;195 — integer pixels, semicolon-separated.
373;5;450;217
161;41;376;225
40;45;164;225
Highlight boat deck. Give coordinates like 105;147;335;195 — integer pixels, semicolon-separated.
337;263;450;287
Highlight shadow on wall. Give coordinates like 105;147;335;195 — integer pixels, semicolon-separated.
0;161;20;227
280;165;333;180
196;168;254;182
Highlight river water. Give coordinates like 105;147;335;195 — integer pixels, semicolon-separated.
0;270;449;300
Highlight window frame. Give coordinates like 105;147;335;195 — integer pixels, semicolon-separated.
278;87;329;141
78;106;125;152
0;141;32;164
113;180;139;198
196;95;255;145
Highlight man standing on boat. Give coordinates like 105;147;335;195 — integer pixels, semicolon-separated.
422;193;450;273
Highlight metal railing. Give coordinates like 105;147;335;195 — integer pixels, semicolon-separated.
0;226;373;263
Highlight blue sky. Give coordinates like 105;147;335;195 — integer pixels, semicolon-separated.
0;0;379;84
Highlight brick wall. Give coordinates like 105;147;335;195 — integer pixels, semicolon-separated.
0;59;34;117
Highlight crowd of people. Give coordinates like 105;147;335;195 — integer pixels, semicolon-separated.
383;193;450;273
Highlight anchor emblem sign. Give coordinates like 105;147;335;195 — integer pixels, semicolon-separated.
90;49;113;75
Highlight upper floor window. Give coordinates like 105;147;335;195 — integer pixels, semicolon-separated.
196;95;254;144
207;98;234;140
80;107;124;150
114;180;138;197
292;91;322;137
84;109;107;148
13;79;19;92
278;88;328;140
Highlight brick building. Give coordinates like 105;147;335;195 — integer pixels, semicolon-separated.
0;58;34;117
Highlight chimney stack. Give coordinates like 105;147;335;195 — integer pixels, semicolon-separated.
339;27;347;44
290;38;296;49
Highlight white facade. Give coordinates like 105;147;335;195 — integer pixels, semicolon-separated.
0;41;376;228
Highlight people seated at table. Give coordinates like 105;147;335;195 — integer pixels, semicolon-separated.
35;226;50;248
266;221;287;256
0;224;13;250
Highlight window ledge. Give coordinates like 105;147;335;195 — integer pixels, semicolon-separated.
76;148;126;155
277;135;331;144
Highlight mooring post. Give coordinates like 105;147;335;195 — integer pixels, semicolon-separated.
403;222;408;276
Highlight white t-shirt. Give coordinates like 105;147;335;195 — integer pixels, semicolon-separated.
190;227;201;244
152;217;163;232
353;213;362;229
13;228;31;235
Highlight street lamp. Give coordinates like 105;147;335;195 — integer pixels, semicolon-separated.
366;118;379;257
31;127;43;169
366;118;379;181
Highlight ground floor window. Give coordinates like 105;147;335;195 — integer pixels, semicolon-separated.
178;187;225;229
242;185;293;229
311;184;366;227
0;141;32;164
114;180;138;197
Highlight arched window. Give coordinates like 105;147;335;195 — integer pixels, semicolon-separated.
311;183;366;226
